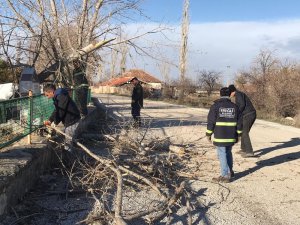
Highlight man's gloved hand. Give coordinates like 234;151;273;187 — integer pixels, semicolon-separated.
43;120;51;126
206;135;212;143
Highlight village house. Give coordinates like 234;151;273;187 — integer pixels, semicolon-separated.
92;69;162;98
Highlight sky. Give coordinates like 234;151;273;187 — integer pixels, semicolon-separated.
123;0;300;84
141;0;300;23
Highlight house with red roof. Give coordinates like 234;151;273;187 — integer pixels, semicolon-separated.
92;69;162;96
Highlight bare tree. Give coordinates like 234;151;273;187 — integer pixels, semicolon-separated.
109;30;129;78
196;69;222;96
253;49;278;78
252;49;279;103
234;49;300;118
0;0;145;85
119;31;129;74
179;0;189;102
110;48;118;79
158;60;171;84
0;24;21;83
235;49;279;109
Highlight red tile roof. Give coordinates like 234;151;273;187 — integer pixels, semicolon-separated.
100;76;132;86
98;69;161;87
121;69;161;83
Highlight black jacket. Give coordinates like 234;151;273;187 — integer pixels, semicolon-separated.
73;67;89;87
131;83;143;108
235;90;256;116
206;97;243;146
49;88;81;127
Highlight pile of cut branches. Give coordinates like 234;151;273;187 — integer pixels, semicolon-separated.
49;125;206;225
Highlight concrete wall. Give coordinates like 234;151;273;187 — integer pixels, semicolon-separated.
0;144;55;216
147;82;162;89
91;86;131;96
91;84;162;96
91;86;117;94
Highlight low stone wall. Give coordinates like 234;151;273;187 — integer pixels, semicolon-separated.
0;144;55;217
91;86;131;96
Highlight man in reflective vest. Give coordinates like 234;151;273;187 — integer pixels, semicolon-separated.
206;87;243;183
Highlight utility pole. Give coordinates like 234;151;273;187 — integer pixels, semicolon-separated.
179;0;189;102
226;65;231;86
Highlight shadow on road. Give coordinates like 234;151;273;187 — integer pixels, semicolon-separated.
254;137;300;157
112;115;207;129
143;118;206;128
166;186;213;225
235;142;300;181
103;102;130;106
142;105;187;110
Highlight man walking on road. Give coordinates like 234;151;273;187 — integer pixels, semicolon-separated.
206;87;243;183
130;77;143;127
228;84;256;157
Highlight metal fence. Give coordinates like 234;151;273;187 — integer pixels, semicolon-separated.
0;88;92;149
0;95;54;149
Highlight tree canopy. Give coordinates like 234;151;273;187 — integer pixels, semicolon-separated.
0;0;144;85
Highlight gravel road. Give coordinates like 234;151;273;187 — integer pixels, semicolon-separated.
2;93;299;225
96;93;300;225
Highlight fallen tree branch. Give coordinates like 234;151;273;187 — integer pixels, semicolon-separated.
145;181;186;223
45;125;192;224
48;126;127;224
123;181;185;222
118;165;162;196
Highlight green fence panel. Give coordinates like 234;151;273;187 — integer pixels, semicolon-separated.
0;87;92;149
71;87;91;104
88;88;91;103
0;95;54;149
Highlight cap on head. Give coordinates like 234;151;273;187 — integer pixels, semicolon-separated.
220;87;230;97
130;77;138;82
228;84;236;94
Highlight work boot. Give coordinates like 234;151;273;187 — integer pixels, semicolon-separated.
212;176;231;183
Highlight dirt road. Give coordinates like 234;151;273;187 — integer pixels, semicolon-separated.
97;93;300;225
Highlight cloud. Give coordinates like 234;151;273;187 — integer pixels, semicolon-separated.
123;19;300;83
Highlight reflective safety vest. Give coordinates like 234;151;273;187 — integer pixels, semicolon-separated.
206;97;243;146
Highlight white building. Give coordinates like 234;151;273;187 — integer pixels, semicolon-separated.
19;67;41;96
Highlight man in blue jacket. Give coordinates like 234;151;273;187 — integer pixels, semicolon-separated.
43;84;81;151
206;87;243;183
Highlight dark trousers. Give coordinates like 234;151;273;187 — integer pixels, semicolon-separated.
131;104;141;126
75;87;88;117
241;112;256;153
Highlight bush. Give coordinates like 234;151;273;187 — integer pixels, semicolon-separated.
295;112;300;128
